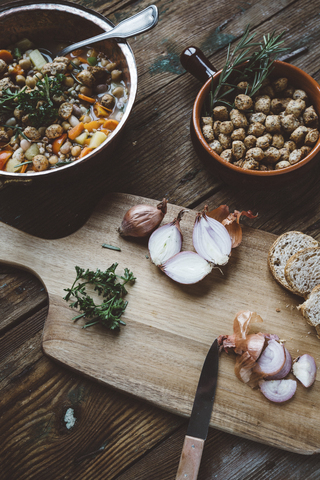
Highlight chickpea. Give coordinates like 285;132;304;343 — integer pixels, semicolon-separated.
49;155;59;165
112;86;124;98
15;74;25;86
71;145;81;157
81;115;92;124
62;121;71;131
106;62;117;72
111;70;122;82
79;85;93;96
64;76;75;88
19;58;31;70
25;76;37;88
0;59;7;75
60;141;72;155
101;93;115;110
33;154;49;171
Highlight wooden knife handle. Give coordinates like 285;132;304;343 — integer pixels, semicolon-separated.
175;435;205;480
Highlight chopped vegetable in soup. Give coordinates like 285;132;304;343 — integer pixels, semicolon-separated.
0;39;128;172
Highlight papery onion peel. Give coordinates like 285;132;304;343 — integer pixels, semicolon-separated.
207;205;257;248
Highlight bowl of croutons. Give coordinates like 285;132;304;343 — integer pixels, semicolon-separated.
181;44;320;188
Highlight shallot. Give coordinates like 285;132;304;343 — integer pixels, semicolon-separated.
193;206;232;265
255;339;286;377
292;354;317;388
259;379;297;403
160;251;213;284
268;348;292;380
118;199;167;237
148;210;185;266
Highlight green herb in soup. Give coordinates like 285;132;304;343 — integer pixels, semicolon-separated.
0;40;128;173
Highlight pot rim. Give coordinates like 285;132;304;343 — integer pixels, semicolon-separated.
0;0;138;178
192;60;320;177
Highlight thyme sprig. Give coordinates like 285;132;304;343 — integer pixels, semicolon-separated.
0;73;66;128
209;25;288;112
63;263;136;330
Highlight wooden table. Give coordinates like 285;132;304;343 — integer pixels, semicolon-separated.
1;0;320;478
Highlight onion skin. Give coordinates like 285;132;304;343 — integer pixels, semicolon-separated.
292;354;317;388
259;379;297;403
118;199;167;237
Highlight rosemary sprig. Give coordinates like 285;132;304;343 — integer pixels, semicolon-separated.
208;25;288;112
63;263;136;330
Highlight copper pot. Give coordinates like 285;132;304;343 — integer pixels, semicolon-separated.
181;46;320;188
0;0;138;188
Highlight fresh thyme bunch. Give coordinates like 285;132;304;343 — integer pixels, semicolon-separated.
64;263;136;330
208;25;288;112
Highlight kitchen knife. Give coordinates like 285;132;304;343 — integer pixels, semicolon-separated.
175;338;219;480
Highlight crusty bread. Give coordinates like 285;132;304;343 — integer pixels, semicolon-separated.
284;247;320;298
298;284;320;338
268;231;318;293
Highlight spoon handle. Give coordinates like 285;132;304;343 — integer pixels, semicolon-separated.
59;5;158;56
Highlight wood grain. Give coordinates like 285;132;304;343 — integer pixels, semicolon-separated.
0;193;319;454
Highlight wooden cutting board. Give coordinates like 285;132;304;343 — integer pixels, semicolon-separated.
1;193;319;454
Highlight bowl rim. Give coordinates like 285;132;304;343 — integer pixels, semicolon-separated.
0;0;138;178
192;60;320;177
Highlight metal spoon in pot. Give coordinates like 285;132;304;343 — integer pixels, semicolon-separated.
58;5;158;57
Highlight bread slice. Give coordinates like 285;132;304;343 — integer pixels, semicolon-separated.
298;284;320;338
268;231;318;293
284;247;320;298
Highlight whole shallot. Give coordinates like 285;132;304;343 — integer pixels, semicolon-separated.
118;199;167;237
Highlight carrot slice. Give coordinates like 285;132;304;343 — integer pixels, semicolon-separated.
9;65;24;76
78;93;95;104
52;133;67;154
20;163;28;173
68;122;84;141
102;119;119;131
93;102;112;117
78;146;93;159
83;120;104;132
0;149;13;170
0;50;13;64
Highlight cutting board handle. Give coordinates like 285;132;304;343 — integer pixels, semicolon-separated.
175;435;205;480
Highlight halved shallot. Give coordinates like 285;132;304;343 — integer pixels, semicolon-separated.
148;210;185;266
268;347;292;380
255;339;286;377
193;206;232;265
292;354;317;388
159;251;213;284
259;379;297;403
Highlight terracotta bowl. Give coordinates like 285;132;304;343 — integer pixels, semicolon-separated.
181;46;320;188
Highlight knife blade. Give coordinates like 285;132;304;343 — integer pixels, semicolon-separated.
175;338;219;480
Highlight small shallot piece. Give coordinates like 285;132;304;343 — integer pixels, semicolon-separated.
268;347;292;380
207;205;257;248
160;251;213;284
292;354;317;388
259;379;297;403
118;199;167;237
148;210;185;266
193;206;232;265
255;339;286;377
